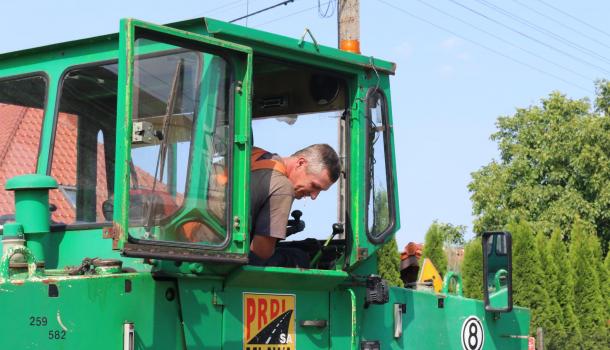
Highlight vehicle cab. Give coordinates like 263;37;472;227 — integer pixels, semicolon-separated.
0;17;400;349
0;17;529;350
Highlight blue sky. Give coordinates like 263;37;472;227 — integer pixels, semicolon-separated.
1;0;608;249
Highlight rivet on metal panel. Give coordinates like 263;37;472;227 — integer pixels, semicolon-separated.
165;287;176;301
212;289;224;306
233;216;241;230
103;226;121;250
357;248;368;260
102;226;114;239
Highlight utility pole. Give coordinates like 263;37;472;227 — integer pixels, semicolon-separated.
336;1;359;236
338;0;360;54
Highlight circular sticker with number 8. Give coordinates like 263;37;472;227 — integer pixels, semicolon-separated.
461;316;484;350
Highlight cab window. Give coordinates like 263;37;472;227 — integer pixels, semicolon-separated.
252;57;347;241
366;90;395;242
0;75;47;223
127;38;231;246
50;63;118;225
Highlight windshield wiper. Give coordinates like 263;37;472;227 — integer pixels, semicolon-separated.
144;58;185;236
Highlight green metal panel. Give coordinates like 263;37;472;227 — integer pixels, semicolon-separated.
357;287;530;349
204;18;395;76
41;228;150;271
0;273;184;349
177;278;225;349
224;265;349;290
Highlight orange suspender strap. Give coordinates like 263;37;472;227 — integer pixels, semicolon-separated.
215;147;286;186
185;148;285;242
251;147;287;175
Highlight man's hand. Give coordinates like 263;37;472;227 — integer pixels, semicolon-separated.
250;235;278;260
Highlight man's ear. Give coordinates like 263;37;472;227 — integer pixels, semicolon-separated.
297;157;308;168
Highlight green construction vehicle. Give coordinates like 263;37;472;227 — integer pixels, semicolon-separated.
0;17;530;349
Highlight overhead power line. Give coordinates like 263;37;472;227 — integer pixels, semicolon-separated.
318;0;336;18
511;0;610;52
196;0;246;18
375;0;592;93
230;0;295;23
253;0;333;28
473;0;610;66
413;0;593;82
534;0;610;40
448;0;610;77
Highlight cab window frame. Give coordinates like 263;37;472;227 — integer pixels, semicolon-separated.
123;28;238;252
0;72;49;232
364;88;396;244
0;71;49;173
47;59;119;231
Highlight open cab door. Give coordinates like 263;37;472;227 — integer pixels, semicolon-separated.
113;19;252;264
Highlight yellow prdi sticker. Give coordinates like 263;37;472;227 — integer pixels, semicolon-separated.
243;293;296;350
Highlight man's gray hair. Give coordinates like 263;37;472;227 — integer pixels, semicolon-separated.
292;144;341;182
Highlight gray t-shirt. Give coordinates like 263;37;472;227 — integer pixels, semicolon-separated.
250;168;295;240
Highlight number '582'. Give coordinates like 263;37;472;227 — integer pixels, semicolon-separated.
49;330;66;340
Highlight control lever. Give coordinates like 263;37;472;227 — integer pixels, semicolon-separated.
286;210;305;236
291;210;302;221
310;223;344;268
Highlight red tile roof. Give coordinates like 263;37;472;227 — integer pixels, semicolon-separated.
1;103;179;225
0;104;44;218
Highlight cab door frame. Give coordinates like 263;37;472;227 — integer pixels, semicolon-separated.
114;18;253;263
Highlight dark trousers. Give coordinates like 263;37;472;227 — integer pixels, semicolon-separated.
249;247;310;268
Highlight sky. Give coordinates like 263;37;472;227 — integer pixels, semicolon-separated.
1;0;609;249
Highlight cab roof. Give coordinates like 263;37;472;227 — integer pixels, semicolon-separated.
0;17;396;75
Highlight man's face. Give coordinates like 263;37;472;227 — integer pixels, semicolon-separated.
289;158;334;200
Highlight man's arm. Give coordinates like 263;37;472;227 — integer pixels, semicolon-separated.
250;235;278;260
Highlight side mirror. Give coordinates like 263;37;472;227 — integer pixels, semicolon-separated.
482;231;513;312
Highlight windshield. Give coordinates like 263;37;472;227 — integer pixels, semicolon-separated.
128;38;231;246
0;75;46;224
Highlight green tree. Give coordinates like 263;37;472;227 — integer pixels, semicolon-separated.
460;237;483;300
547;229;582;349
436;222;467;246
469;84;610;252
371;189;403;287
436;221;467;272
508;221;555;337
535;233;566;350
372;191;389;234
605;250;610;327
377;237;403;287
587;228;610;345
569;220;607;349
422;222;449;276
